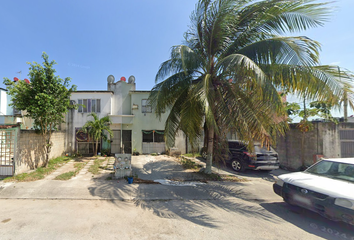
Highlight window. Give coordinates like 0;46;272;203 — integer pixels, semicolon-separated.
142;99;152;113
78;99;83;112
78;99;101;113
143;131;153;142
154;131;165;142
142;130;164;142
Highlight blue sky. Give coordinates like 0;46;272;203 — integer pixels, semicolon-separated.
1;0;353;110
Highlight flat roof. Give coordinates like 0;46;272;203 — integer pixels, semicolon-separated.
73;91;114;94
130;90;151;93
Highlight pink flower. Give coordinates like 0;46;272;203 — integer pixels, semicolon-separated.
13;77;19;82
24;79;30;84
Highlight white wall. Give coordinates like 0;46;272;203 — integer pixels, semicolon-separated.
68;92;113;152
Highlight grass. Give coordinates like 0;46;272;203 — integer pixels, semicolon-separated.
180;158;203;170
183;153;202;158
54;171;76;180
89;158;106;175
3;156;73;182
197;172;248;182
54;161;87;180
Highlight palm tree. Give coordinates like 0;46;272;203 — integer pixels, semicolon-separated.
150;0;353;173
80;113;113;156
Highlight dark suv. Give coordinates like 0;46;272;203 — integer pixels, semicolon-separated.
202;140;279;172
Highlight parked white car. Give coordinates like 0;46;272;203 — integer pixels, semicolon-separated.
273;158;354;225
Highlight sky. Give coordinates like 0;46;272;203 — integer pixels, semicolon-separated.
1;0;353;116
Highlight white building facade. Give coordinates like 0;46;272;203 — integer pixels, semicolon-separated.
67;76;186;155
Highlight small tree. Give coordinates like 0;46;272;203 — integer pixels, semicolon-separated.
80;113;113;156
3;52;76;167
286;99;337;169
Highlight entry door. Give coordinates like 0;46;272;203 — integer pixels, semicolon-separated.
122;130;132;154
111;130;121;154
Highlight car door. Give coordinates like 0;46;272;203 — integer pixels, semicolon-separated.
228;142;245;161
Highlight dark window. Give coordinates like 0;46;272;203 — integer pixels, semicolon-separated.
142;130;164;142
229;142;246;150
143;131;153;142
83;99;88;113
96;99;101;112
154;131;164;142
78;99;83;112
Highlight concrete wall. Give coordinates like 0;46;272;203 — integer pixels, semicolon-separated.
275;122;351;170
15;130;66;174
108;81;136;115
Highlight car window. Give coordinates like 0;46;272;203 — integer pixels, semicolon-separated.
229;142;246;150
305;160;354;183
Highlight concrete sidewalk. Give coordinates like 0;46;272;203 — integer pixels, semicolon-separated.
0;155;283;203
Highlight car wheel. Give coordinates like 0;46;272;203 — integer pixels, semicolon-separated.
202;151;207;160
231;159;246;172
200;147;207;159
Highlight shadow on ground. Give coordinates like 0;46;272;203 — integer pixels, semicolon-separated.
196;156;282;182
261;202;354;240
132;159;204;181
88;174;278;229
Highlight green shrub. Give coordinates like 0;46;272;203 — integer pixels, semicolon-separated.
180;158;202;169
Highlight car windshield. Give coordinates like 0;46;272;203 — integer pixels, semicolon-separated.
305;160;354;183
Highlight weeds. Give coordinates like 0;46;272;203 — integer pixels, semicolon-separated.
180;158;202;170
183;153;202;158
4;156;73;182
54;161;87;180
54;171;76;180
89;158;106;175
197;172;247;182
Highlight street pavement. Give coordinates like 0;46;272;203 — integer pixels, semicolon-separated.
0;155;353;240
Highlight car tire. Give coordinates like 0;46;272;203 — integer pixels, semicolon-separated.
231;158;246;172
200;147;207;160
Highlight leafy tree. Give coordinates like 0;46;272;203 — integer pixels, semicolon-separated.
3;52;76;167
150;0;353;173
287;98;337;168
80;113;113;156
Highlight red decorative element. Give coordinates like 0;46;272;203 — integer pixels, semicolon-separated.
14;77;19;82
24;79;30;84
120;77;126;82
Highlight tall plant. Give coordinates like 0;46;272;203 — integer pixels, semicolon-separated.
4;52;76;167
150;0;353;173
80;113;113;156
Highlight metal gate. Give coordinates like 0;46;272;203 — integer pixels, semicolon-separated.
111;130;132;154
0;129;16;176
340;129;354;158
111;130;121;154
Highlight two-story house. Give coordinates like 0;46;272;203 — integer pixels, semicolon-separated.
67;75;185;155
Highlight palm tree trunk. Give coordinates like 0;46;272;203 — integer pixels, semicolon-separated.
95;139;99;156
205;125;214;174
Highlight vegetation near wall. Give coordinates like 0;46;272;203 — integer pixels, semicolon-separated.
15;130;66;174
275;122;354;170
